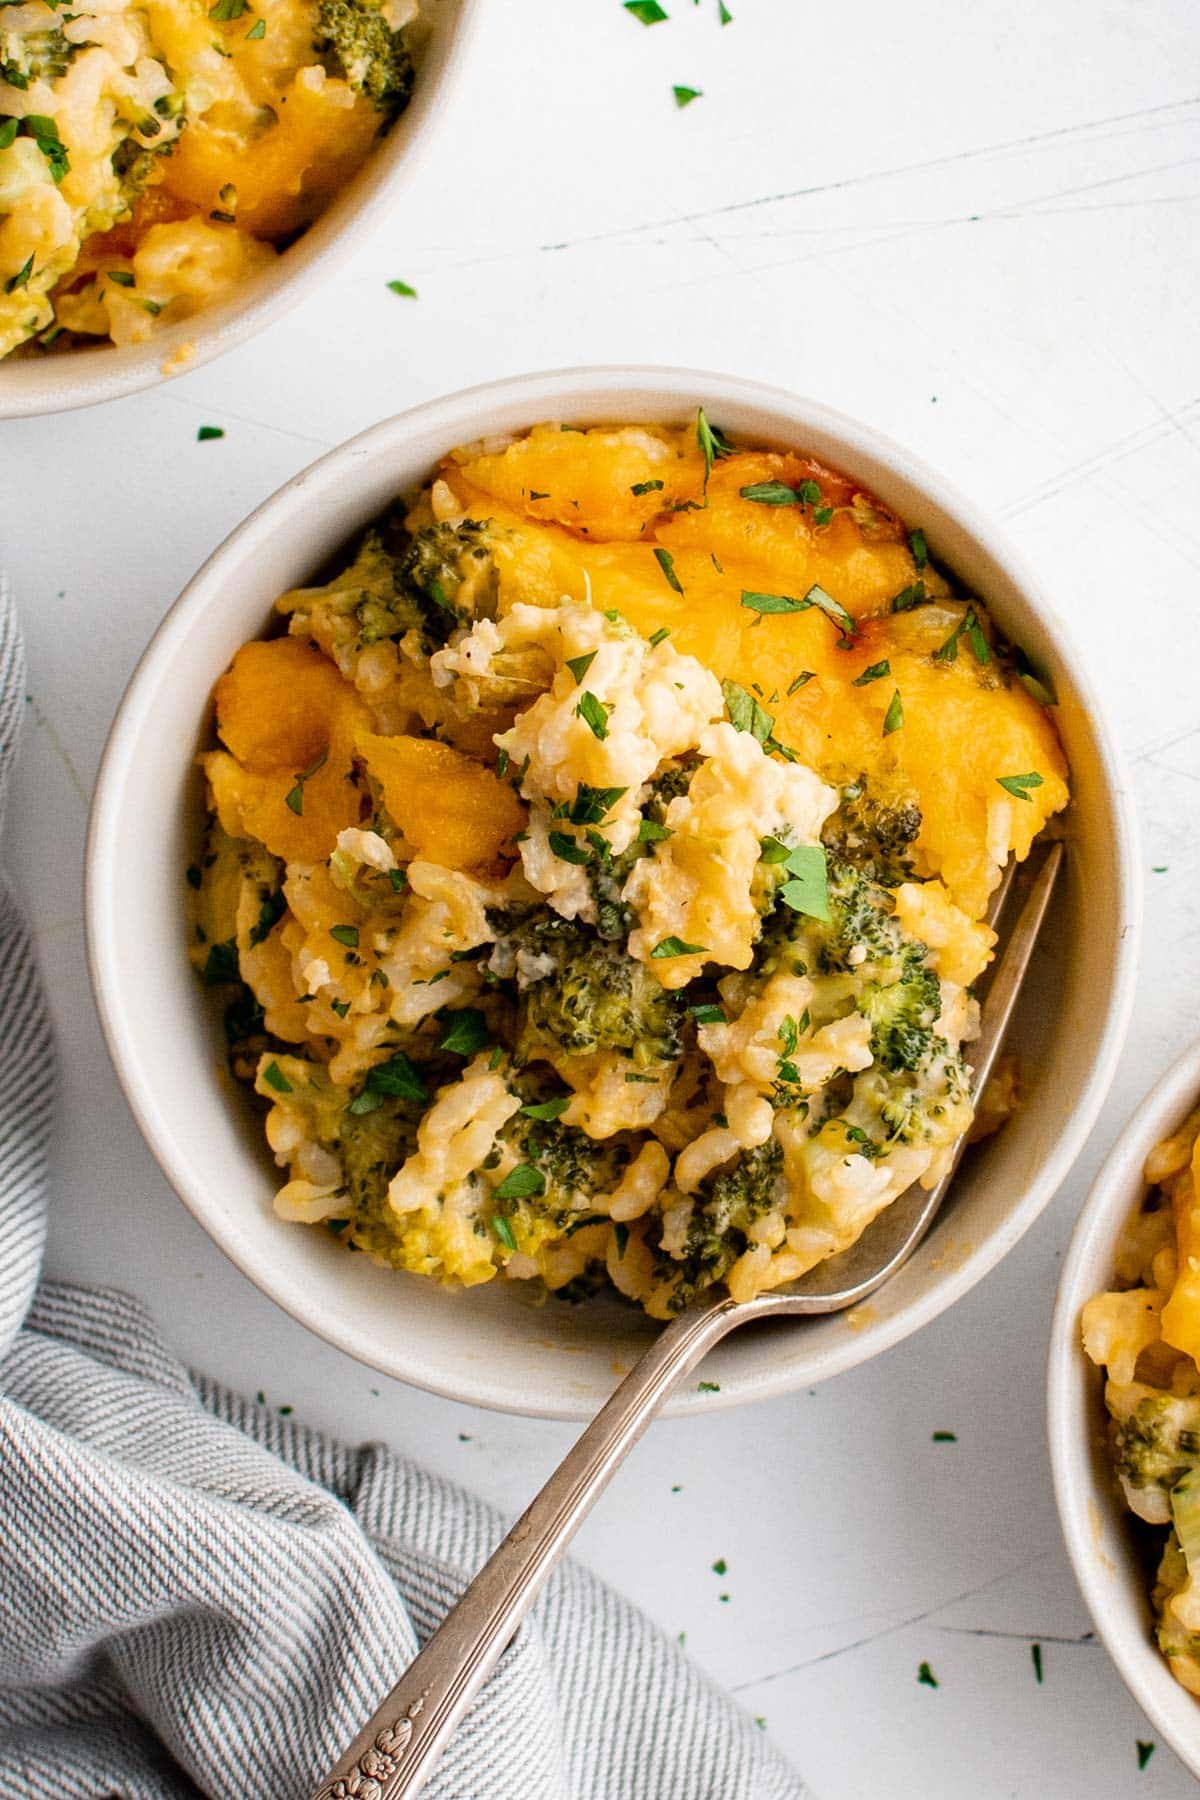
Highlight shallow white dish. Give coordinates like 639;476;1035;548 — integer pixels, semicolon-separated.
0;0;479;419
86;365;1141;1419
1049;1037;1200;1776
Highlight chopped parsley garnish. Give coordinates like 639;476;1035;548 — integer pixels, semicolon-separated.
637;818;672;842
696;406;733;485
882;689;904;736
673;84;702;107
354;1051;425;1107
711;1558;727;1575
777;844;830;921
106;269;134;288
935;606;989;665
624;0;667;19
438;1009;490;1056
697;1380;720;1393
648;626;670;646
722;678;774;744
739;480;800;506
492;1214;517;1251
996;770;1043;801
209;0;248;18
197;424;225;441
803;583;855;635
568;783;626;824
632;479;664;495
387;279;417;297
262;1060;292;1094
329;924;359;948
932;1430;957;1442
614;1222;630;1258
549;830;590;864
248;890;285;947
575;691;610;740
24;116;68;183
853;659;890;686
688;1003;724;1024
494;1163;547;1202
909;527;928;569
786;671;814;695
741;589;809;615
0;121;16;151
565;649;598;684
185;864;202;890
521;1096;570;1122
916;1661;938;1688
245;14;265;33
202;939;239;986
654;546;684;594
890;581;926;612
284;745;328;815
5;253;33;294
651;936;707;959
1031;1643;1043;1684
760;836;790;864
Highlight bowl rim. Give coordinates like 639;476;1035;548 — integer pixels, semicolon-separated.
0;0;484;420
1048;1034;1200;1775
86;363;1143;1417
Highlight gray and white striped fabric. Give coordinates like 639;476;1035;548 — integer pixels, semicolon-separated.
0;583;809;1800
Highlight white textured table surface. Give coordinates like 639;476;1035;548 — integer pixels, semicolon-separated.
6;2;1200;1794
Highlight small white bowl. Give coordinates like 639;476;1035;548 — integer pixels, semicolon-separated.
1049;1037;1200;1776
86;365;1141;1419
0;0;480;419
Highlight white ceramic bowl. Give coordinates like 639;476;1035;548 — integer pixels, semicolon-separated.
86;365;1141;1419
0;0;480;419
1049;1038;1200;1776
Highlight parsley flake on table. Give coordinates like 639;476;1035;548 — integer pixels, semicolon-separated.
1031;1643;1043;1684
1137;1741;1155;1770
197;424;225;441
916;1661;939;1688
673;84;702;107
624;0;667;21
387;279;418;297
697;1380;720;1392
711;1558;727;1575
932;1430;957;1442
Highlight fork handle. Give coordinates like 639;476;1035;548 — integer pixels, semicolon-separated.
310;1294;740;1800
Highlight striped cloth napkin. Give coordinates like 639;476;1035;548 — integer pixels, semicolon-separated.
0;585;807;1800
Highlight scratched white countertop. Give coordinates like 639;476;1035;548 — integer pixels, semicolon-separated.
5;2;1200;1794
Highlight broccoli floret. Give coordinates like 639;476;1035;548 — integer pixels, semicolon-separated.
510;917;685;1068
858;943;942;1073
394;518;499;641
1112;1393;1200;1523
2;24;78;87
313;0;414;112
654;1139;784;1311
821;775;922;887
340;528;425;646
491;1107;630;1256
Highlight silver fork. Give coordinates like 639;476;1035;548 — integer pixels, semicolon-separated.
311;841;1062;1800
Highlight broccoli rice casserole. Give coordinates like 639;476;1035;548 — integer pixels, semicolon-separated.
1084;1105;1200;1693
0;0;416;357
190;414;1068;1319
